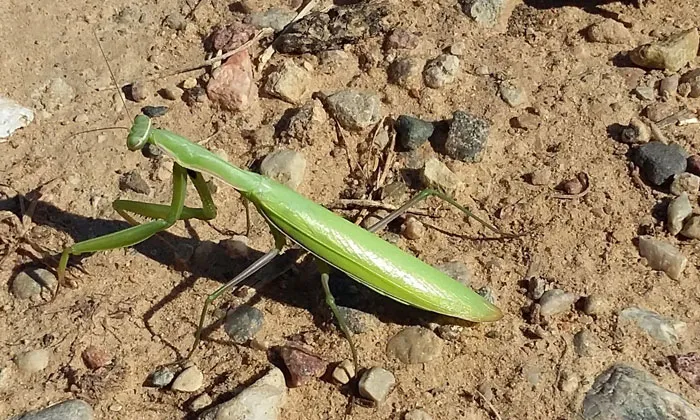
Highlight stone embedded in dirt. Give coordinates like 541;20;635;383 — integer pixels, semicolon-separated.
434;261;471;286
628;28;699;72
387;326;443;364
678;82;692;97
634;85;656;101
499;80;527;107
558;371;580;394
582;364;700;420
183;77;198;90
669;352;700;391
586;19;632;44
147;366;175;388
671;173;700;196
274;3;389;54
630;142;688;186
81;345;112;370
224;305;264;344
358;367;396;403
11;268;56;299
395;115;434;150
13;399;94;420
164;12;187;31
387;57;424;90
190;392;213;412
401;216;425;240
206;51;255;112
337;306;379;334
538;289;577;316
477;286;497;305
14;348;51;373
0;96;33;138
667;193;693;235
573;330;600;357
620;117;650;144
423;54;460;89
405;408;434;420
527;276;546;300
221;235;250;260
263;60;311;104
660;74;680;99
384;28;419;50
324;90;382;131
619;307;686;344
461;0;506;27
161;85;183;101
119;170;150;194
420;158;462;196
444;110;490;162
198;366;287;420
435;324;463;341
259;149;306;191
141;105;168;118
38;77;75;111
331;359;355;385
278;100;326;145
511;113;539;130
128;81;151;102
643;102;679;124
172;365;204;392
681;215;700;239
450;41;467;57
244;7;296;32
527;168;551;186
688;155;700;176
275;343;327;387
581;294;607;316
209;22;257;53
680;69;700;98
637;236;687;280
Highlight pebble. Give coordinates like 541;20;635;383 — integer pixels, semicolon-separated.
206;51;255;112
81;345;111;370
245;7;296;32
12;399;94;420
527;168;551;186
401;217;425;240
161;86;183;101
582;364;700;419
434;261;471;286
620;117;650;144
499;80;527;107
129;81;151;102
670;172;700;196
119;170;150;194
423;54;459;88
183;77;198;89
449;41;466;57
586;20;632;44
39;77;75;111
384;28;419;50
386;326;443;364
395;115;434;150
680;215;700;239
358;367;396;403
573;330;600;357
221;235;250;259
680;68;700;98
477;286;497;305
630;142;688;186
14;348;51;373
224;305;264;344
259;149;306;191
634;85;655;101
263;60;311;103
581;295;607;316
527;276;546;300
198;366;287;420
141;105;168;118
538;289;577;316
147;366;175;388
190;393;213;412
559;371;580;394
332;359;356;385
387;57;423;90
669;352;700;391
659;74;680;99
629;28;699;72
172;365;204;392
11;268;57;299
0;97;34;138
461;0;506;27
435;324;463;341
511;113;539;130
420;158;462;196
404;408;434;420
667;193;692;235
477;382;495;401
185;86;207;105
324;90;382;131
164;12;187;30
275;344;327;387
678;82;692;97
619;307;686;344
638;236;687;280
337;306;379;334
444;110;490;162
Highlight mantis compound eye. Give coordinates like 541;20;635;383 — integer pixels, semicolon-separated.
126;114;151;151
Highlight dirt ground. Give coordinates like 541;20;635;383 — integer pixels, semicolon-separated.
1;0;700;419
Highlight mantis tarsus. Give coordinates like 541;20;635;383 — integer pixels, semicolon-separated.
57;113;514;372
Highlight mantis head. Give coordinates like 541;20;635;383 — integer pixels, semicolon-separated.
126;114;152;151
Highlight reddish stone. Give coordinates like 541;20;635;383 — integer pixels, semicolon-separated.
206;51;256;112
81;345;112;370
275;343;327;387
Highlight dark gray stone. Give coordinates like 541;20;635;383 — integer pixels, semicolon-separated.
337;306;379;334
11;399;93;420
630;142;688;186
444;111;490;162
224;305;264;344
582;364;700;420
395;115;434;150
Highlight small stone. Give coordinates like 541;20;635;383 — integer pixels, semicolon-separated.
245;7;296;32
337;306;379;334
539;289;577;316
332;359;356;384
573;330;600;357
74;114;89;124
0;97;34;138
680;215;700;239
449;41;466;57
444;110;490;162
434;261;471;286
634;85;656;101
387;326;443;364
511;113;539;130
435;324;463;341
401;217;425;240
259;149;306;191
12;268;57;299
638;236;687;280
423;54;460;89
499;80;527;107
678;82;692;97
586;20;632;44
147;366;176;388
384;28;419;50
263;60;311;103
39;77;75;111
680;69;700;98
162;86;183;101
405;408;434;420
276;344;327;387
620;117;650;144
324;90;382;131
688;155;700;176
119;170;150;194
388;57;423;90
630;142;688;186
420;158;462;196
164;12;187;30
206;51;255;112
171;365;204;392
474;64;490;75
198;367;286;419
81;345;111;370
395;115;434;150
559;371;580;394
527;276;546;300
619;307;686;344
190;393;213;411
358;367;395;403
644;102;679;123
183;77;198;89
461;0;506;27
667;192;693;235
582;295;607;316
221;235;250;259
477;287;497;305
527;168;551;186
669;352;700;391
141;105;168;118
629;28;699;72
129;81;151;102
224;305;264;344
13;399;94;420
659;74;680;99
476;382;495;401
14;348;51;373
